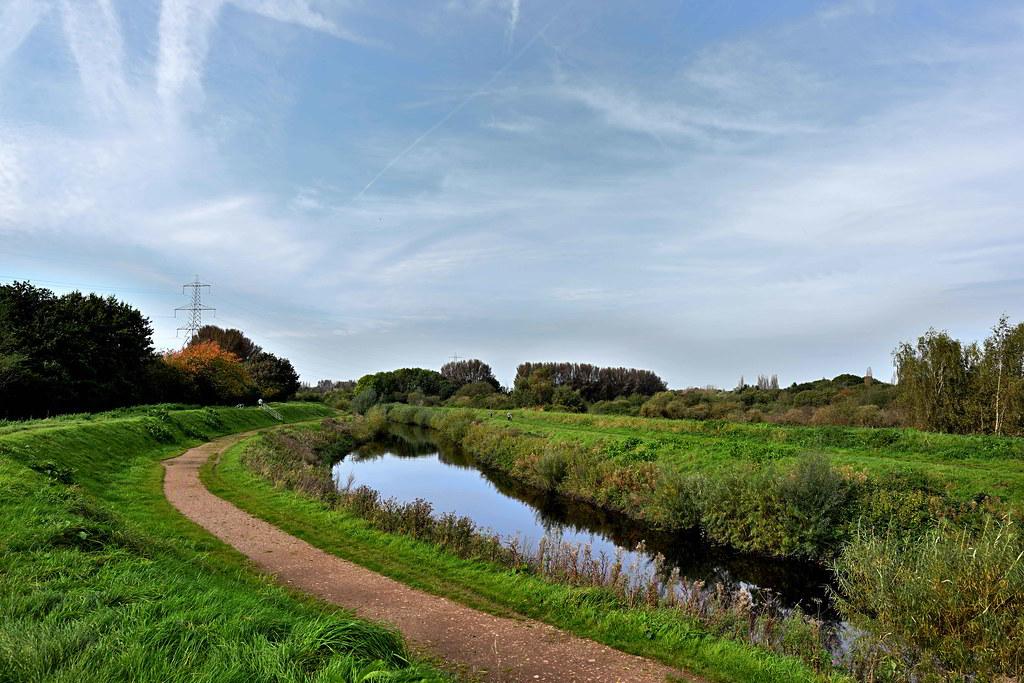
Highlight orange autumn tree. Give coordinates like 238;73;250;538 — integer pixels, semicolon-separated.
162;340;257;405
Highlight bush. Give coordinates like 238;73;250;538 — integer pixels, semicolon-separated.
351;388;378;415
537;447;570;490
700;455;853;558
777;453;853;557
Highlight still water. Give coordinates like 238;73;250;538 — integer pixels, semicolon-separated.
330;423;839;621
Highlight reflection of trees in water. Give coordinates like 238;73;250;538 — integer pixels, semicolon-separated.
343;423;837;618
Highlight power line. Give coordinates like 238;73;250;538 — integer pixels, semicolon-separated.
174;275;215;343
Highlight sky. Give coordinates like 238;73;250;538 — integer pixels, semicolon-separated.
1;0;1022;388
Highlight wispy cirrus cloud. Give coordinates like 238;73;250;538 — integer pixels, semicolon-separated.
60;0;130;116
557;83;822;145
156;0;368;112
505;0;520;50
0;0;49;69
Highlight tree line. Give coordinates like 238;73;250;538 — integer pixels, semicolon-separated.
328;359;667;414
894;315;1024;436
326;317;1024;436
513;362;667;403
0;283;299;419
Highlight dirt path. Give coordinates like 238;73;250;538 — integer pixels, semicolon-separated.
163;432;692;683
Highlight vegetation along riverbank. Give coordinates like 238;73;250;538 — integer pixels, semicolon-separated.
211;420;843;683
0;403;449;683
376;406;1024;680
219;411;1024;681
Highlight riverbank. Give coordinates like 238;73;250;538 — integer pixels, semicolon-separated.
210;419;846;683
0;404;447;682
383;405;1020;561
375;406;1023;679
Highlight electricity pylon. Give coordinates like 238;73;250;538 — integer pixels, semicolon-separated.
175;275;215;343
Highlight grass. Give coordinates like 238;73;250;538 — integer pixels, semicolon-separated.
378;406;1020;561
0;403;448;683
475;410;1024;507
204;430;846;683
833;516;1024;680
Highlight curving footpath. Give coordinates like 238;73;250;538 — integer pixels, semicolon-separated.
163;432;693;683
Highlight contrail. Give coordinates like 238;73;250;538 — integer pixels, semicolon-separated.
353;1;571;201
505;0;521;52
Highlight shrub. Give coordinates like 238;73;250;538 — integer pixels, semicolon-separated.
699;455;853;558
777;453;853;557
351;388;378;415
537;447;570;490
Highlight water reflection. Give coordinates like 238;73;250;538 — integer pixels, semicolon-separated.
331;423;839;621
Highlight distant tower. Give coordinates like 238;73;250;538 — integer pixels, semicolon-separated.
175;275;215;343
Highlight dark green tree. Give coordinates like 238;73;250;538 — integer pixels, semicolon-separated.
354;368;454;402
440;358;500;390
0;282;154;417
245;351;300;401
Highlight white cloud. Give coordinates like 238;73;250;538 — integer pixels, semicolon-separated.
157;0;366;112
0;0;49;69
60;0;129;116
0;143;25;224
156;0;224;110
816;0;880;22
559;83;820;144
484;114;541;134
505;0;520;50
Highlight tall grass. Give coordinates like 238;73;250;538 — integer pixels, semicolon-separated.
0;404;447;683
833;516;1024;680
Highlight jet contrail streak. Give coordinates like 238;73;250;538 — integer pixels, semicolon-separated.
353;1;571;201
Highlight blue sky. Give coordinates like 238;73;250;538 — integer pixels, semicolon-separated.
1;0;1022;387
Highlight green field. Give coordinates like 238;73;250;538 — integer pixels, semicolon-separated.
0;404;447;683
476;409;1024;505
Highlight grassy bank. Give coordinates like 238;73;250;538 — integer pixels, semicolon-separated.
0;403;448;683
205;423;845;683
381;406;1020;561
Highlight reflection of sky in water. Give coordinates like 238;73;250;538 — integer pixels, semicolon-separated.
330;433;851;655
333;452;639;565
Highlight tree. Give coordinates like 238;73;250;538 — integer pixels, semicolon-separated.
163;341;257;405
189;326;261;362
551;385;585;412
0;282;155;418
245;351;300;401
513;365;555;406
894;329;972;433
351;387;378;414
354;368;455;402
454;381;498;399
440;359;500;390
512;362;666;404
976;316;1024;435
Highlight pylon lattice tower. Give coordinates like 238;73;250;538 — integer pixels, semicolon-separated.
175;275;215;343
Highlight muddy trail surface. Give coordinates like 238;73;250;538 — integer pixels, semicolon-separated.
163;432;694;683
